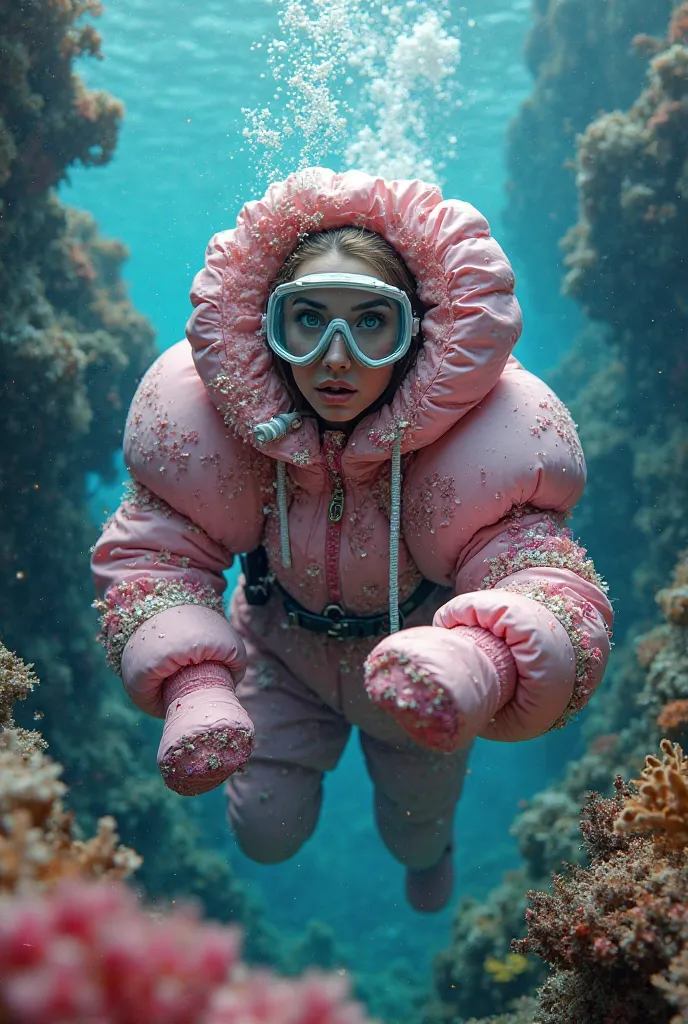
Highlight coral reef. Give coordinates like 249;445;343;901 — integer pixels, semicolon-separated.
512;756;688;1024
503;0;672;315
0;647;373;1024
427;542;688;1020
554;9;688;617
0;0;270;949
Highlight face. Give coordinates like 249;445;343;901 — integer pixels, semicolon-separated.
287;253;398;426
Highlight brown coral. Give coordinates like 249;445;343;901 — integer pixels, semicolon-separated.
615;738;688;850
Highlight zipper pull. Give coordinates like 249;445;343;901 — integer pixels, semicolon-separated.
328;485;344;522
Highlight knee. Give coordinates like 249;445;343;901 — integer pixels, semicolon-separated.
231;806;315;864
226;762;322;864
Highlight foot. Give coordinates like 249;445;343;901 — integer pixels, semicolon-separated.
405;845;454;913
158;666;254;796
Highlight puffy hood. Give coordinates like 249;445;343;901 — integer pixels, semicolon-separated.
186;167;522;468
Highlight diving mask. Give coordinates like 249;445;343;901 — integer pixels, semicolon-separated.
261;272;420;369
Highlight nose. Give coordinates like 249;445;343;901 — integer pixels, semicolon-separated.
322;330;351;371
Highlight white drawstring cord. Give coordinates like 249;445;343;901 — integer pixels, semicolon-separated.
276;460;292;568
388;434;403;634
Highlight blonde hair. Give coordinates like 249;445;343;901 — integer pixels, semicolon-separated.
270;227;425;416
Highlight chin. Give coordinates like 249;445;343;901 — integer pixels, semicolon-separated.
311;399;361;423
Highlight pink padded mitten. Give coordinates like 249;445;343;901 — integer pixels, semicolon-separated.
157;661;254;796
364;625;517;752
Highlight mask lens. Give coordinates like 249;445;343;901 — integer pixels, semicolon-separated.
267;277;413;366
351;307;402;360
277;295;327;358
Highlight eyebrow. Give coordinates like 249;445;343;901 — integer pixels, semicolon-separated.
292;297;391;310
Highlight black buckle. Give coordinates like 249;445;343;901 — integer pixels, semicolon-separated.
323;603;347;638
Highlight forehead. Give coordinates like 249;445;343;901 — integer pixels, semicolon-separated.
294;253;378;279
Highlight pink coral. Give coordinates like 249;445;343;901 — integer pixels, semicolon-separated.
206;971;370;1023
0;879;371;1024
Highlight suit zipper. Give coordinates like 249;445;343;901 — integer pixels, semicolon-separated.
323;433;346;606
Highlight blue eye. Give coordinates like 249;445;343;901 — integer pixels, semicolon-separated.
297;311;322;329
359;313;384;329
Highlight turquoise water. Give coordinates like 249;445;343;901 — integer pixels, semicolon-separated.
65;0;585;993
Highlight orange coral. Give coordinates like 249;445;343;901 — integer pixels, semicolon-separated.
0;730;141;891
658;700;688;733
615;739;688;850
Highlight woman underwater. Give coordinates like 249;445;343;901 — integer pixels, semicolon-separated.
92;167;613;912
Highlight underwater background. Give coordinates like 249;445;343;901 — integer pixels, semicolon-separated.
1;1;687;1022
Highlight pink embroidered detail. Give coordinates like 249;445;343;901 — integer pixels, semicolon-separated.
500;579;604;730
356;561;423;615
134;407;200;479
154;550;192;569
119;480;207;534
122;479;175;518
481;514;608;592
347;506;375;558
364;649;462;752
198;451;246;500
94;575;225;674
403;471;459;538
530;394;585;470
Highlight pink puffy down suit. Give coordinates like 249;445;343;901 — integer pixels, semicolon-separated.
92;168;613;876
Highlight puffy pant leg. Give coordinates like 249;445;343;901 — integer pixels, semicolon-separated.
226;640;351;864
360;731;472;869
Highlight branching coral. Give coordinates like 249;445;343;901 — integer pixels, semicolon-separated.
615;738;688;850
511;760;688;1024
